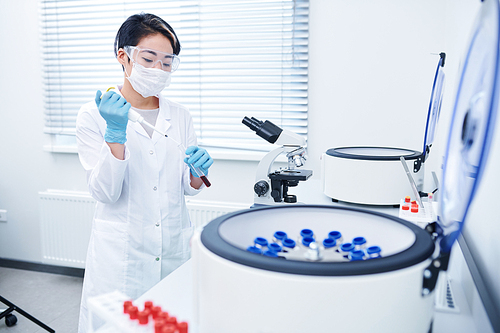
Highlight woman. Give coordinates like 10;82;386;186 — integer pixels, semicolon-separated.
75;13;212;332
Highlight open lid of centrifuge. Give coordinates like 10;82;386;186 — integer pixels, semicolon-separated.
438;0;500;253
422;53;446;161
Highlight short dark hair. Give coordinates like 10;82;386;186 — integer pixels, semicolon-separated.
114;13;181;58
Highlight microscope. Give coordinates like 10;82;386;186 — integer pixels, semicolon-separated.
242;117;313;205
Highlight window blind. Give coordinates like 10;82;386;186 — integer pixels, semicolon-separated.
40;0;309;153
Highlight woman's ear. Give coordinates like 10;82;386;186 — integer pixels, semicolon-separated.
116;48;128;67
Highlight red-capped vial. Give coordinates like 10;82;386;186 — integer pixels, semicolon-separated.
152;306;162;319
411;206;419;213
166;316;177;326
178;321;188;333
123;300;133;314
405;196;411;203
154;319;165;333
144;301;154;311
162;324;177;333
411;200;417;205
159;312;169;321
138;311;149;325
128;306;139;320
402;204;410;211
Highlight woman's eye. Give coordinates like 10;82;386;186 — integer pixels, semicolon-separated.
141;57;153;63
163;63;171;68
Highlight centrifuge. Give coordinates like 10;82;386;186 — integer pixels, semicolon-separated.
192;0;500;331
322;53;446;206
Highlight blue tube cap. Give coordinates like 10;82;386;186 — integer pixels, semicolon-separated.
328;231;342;240
254;237;268;247
366;246;382;255
263;250;279;257
302;236;315;247
268;243;282;252
282;238;296;248
349;250;365;261
352;237;367;246
273;231;287;241
340;242;355;252
247;246;262;254
300;229;314;238
323;238;336;248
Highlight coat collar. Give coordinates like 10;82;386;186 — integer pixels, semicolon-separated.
115;85;172;143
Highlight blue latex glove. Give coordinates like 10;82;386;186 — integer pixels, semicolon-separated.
184;146;213;177
95;90;131;144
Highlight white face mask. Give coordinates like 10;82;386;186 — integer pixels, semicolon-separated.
125;62;171;98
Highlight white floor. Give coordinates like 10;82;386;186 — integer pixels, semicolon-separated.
0;267;83;333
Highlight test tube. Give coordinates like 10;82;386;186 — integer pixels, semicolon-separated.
352;237;367;250
348;250;365;261
302;236;315;247
300;229;314;239
282;238;296;249
273;231;288;243
247;246;262;254
254;237;268;250
340;243;355;258
366;246;382;259
322;238;336;250
188;163;211;188
328;231;343;245
268;243;282;253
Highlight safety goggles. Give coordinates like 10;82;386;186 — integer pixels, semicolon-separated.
124;45;180;72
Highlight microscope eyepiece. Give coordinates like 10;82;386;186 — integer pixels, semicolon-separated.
242;116;283;144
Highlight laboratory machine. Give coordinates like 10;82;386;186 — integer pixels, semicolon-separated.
191;0;500;331
322;53;446;206
242;116;312;205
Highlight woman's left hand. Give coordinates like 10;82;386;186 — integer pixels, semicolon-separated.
184;146;213;177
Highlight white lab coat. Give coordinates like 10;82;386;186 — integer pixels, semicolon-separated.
76;86;202;333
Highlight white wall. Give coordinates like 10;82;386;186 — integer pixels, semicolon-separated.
0;0;484;266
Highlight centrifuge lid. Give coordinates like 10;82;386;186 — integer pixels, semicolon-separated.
422;54;446;159
201;205;434;276
325;146;421;161
439;0;500;253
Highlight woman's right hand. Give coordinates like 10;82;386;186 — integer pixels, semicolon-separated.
95;90;131;144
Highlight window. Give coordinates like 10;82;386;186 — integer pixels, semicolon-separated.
40;0;309;157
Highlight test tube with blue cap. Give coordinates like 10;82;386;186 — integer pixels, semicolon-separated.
273;231;288;244
340;243;354;258
322;238;336;250
254;237;268;250
352;237;367;250
102;87;211;188
348;250;365;261
366;246;382;259
328;231;343;245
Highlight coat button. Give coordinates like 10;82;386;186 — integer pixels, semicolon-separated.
149;150;154;155
155;257;160;261
155;223;160;227
153;186;157;191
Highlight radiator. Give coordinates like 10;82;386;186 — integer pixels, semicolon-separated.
39;191;248;268
39;190;96;269
185;199;249;228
